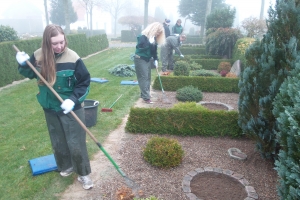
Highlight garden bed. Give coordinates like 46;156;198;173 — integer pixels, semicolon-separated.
60;90;278;200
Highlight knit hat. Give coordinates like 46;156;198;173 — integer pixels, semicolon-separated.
165;19;170;25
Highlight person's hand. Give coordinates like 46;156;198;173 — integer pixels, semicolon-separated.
60;99;75;114
16;51;30;66
180;54;184;58
154;60;158;68
149;36;155;44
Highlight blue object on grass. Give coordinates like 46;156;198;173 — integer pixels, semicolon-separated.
90;78;108;83
121;80;138;85
28;154;57;176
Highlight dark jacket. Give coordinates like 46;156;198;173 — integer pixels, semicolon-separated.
163;23;171;38
172;24;183;34
135;34;158;62
18;48;90;113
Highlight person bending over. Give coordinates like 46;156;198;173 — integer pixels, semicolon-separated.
160;34;186;72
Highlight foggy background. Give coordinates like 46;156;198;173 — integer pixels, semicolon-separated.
0;0;276;37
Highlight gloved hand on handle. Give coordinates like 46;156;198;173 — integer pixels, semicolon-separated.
60;99;75;114
154;60;158;68
180;54;184;58
16;51;30;66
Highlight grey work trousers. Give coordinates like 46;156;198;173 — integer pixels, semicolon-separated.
44;107;91;176
134;57;151;101
160;46;174;71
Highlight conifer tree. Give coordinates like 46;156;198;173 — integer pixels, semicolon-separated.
238;0;300;159
273;59;300;199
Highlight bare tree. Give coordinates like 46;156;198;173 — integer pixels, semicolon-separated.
44;0;49;25
101;0;131;37
77;0;100;35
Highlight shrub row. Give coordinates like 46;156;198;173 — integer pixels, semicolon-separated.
180;46;206;55
125;105;241;137
192;58;233;70
152;76;239;93
0;33;109;87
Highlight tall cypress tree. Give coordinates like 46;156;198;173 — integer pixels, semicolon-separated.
238;0;300;159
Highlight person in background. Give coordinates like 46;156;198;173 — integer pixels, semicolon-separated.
160;34;186;72
16;24;93;190
163;19;171;38
172;19;183;35
134;22;165;104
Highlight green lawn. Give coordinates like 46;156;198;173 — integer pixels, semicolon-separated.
0;47;154;199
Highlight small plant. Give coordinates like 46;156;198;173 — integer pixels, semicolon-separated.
190;69;220;77
226;72;238;78
173;61;190;76
143;136;184;168
176;85;203;102
217;61;231;73
220;70;228;77
189;61;202;70
108;64;136;77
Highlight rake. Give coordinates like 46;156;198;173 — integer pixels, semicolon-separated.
12;45;140;195
101;94;123;112
155;68;171;104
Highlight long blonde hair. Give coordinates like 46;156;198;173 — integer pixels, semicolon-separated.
141;22;165;45
38;24;68;86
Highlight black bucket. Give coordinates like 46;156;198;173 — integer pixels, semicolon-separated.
83;100;99;127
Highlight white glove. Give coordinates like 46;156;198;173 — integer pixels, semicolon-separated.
149;36;155;44
174;34;179;37
16;51;30;66
60;99;75;114
180;54;184;58
154;60;158;68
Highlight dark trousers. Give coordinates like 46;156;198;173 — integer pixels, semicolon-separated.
134;57;151;101
44;107;91;176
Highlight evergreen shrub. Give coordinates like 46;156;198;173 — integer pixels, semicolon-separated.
174;61;190;76
189;61;202;70
176;85;203;102
143;136;184;168
108;64;136;77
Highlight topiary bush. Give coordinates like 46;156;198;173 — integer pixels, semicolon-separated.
174;60;190;76
217;61;231;73
176;85;203;102
143;136;184;168
108;64;136;77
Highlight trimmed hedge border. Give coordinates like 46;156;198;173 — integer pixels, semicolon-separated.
152;76;239;93
125;107;242;138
